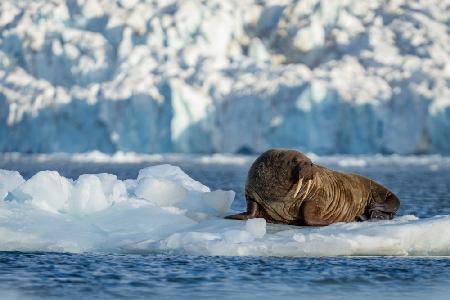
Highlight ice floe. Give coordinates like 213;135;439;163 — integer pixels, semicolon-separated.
0;164;449;256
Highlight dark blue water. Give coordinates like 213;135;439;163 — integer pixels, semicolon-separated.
0;252;449;300
1;156;450;299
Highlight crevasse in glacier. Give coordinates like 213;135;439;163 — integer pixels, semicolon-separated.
0;0;449;154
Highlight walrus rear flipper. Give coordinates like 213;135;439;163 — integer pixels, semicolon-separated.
357;211;393;221
361;182;401;221
365;191;400;221
369;210;394;220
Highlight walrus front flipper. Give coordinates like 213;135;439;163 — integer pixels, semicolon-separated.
224;199;259;220
224;212;252;220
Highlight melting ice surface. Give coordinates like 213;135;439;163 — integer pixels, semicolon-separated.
1;164;450;256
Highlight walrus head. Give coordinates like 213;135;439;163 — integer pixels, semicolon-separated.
246;149;315;213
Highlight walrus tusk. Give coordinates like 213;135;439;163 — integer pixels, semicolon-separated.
304;179;313;196
293;178;303;198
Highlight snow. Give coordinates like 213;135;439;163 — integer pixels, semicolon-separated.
0;0;449;155
1;164;450;256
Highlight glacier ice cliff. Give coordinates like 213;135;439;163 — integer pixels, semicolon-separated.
0;0;449;154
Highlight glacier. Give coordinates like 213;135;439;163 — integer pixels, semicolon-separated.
0;0;449;154
1;164;450;256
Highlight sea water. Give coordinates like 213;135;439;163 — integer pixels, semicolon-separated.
0;154;449;299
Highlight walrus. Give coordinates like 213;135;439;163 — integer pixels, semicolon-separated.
225;149;400;226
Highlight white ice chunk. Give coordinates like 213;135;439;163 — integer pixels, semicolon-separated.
11;171;73;214
162;232;221;250
138;165;209;192
223;230;253;243
201;190;235;216
0;170;24;200
135;177;187;206
245;218;266;238
86;200;197;247
67;174;108;216
95;173;127;204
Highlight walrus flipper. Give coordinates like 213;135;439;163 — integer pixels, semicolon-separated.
369;210;394;220
366;186;400;221
224;212;252;220
224;199;259;220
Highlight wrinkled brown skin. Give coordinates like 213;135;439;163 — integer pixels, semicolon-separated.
225;149;400;226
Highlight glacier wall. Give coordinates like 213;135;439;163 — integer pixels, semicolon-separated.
0;0;449;154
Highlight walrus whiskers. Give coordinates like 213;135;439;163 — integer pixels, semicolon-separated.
293;178;303;198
